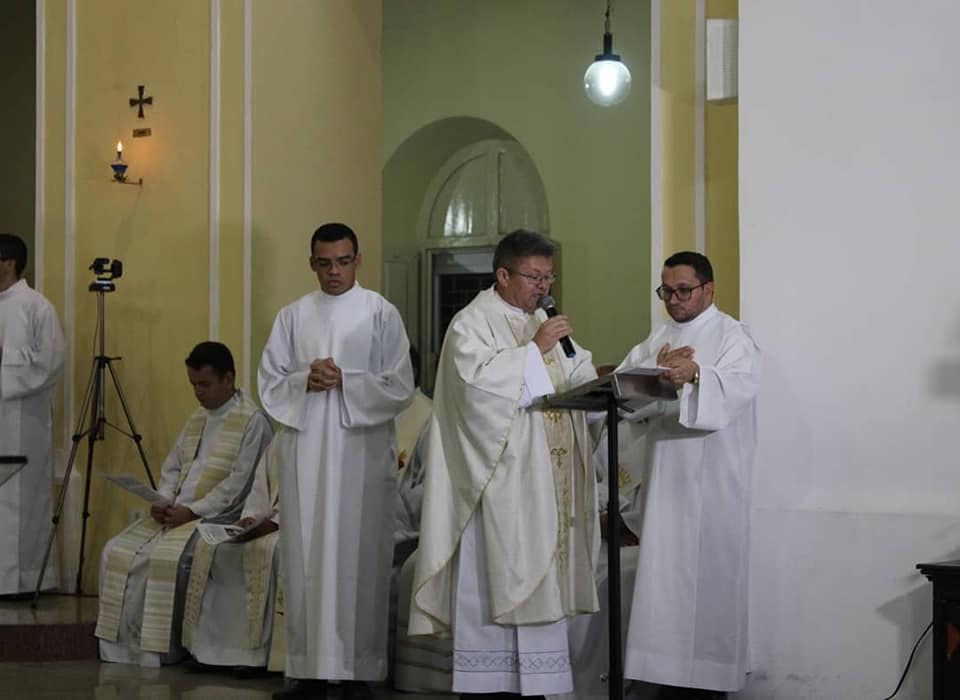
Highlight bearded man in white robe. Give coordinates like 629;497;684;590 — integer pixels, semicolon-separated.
96;341;272;666
258;222;415;700
618;251;760;700
0;233;65;595
411;229;600;699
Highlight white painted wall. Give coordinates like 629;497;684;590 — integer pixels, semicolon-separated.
739;2;960;698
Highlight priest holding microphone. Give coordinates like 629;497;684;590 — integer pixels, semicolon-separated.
411;229;601;699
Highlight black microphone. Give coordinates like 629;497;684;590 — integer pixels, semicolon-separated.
537;295;576;359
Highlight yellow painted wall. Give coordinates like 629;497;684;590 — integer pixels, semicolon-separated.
704;0;739;315
37;0;383;592
217;0;247;368
73;0;211;594
41;1;66;462
251;0;383;386
659;0;697;256
658;0;739;317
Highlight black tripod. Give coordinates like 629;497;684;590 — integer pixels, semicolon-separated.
32;271;155;607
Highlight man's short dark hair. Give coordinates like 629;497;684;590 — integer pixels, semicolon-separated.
493;229;555;274
664;251;714;284
185;341;236;380
311;222;358;256
0;234;27;278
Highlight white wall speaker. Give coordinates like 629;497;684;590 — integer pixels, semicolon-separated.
706;18;738;102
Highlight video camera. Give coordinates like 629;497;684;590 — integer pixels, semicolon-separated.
89;257;123;292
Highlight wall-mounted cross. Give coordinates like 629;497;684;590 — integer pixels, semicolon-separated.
129;85;153;119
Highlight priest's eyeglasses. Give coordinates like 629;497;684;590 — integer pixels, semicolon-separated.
510;270;558;286
312;254;357;270
656;283;705;301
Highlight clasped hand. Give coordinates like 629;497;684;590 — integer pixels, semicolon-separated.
533;315;573;355
657;343;698;388
150;503;197;528
307;357;342;392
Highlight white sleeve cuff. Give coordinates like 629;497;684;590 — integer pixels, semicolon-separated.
519;342;556;408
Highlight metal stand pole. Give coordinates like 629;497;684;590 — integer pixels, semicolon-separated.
32;287;154;607
606;392;623;699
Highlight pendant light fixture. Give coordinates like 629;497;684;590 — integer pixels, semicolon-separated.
583;0;632;106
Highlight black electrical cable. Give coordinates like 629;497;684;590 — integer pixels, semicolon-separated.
880;621;932;700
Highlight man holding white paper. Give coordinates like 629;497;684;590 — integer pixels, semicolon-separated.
618;252;760;700
95;341;271;666
0;233;65;595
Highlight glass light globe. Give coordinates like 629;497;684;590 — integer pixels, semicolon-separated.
584;59;632;106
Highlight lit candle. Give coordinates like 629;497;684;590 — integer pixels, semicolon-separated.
116;141;123;161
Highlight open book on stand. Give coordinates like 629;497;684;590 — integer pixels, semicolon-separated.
531;366;677;411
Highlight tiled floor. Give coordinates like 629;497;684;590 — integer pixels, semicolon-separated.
0;596;453;699
0;659;456;700
0;593;98;625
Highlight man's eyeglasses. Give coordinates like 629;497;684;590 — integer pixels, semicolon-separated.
656;283;705;301
510;270;558;286
312;255;357;270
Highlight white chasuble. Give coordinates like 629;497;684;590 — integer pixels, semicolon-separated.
258;284;415;681
0;279;65;594
617;303;760;693
411;287;600;696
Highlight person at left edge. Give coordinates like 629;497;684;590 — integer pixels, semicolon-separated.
0;233;65;595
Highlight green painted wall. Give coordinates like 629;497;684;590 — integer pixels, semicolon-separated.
382;0;652;365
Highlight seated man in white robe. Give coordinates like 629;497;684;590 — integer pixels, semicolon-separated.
618;252;760;700
0;233;65;595
95;341;272;666
411;230;601;699
181;433;281;673
259;222;415;700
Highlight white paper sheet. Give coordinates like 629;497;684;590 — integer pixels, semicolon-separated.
101;473;171;507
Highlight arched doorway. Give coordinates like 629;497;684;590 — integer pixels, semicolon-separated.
383;121;550;389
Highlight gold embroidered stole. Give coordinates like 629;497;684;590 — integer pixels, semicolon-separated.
182;441;282;651
181;532;279;651
265;449;285;672
181;532;215;649
267;561;286;672
506;314;577;579
541;352;576;579
94;518;164;641
96;400;257;649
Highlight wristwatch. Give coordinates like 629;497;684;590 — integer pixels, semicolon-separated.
691;368;700;385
